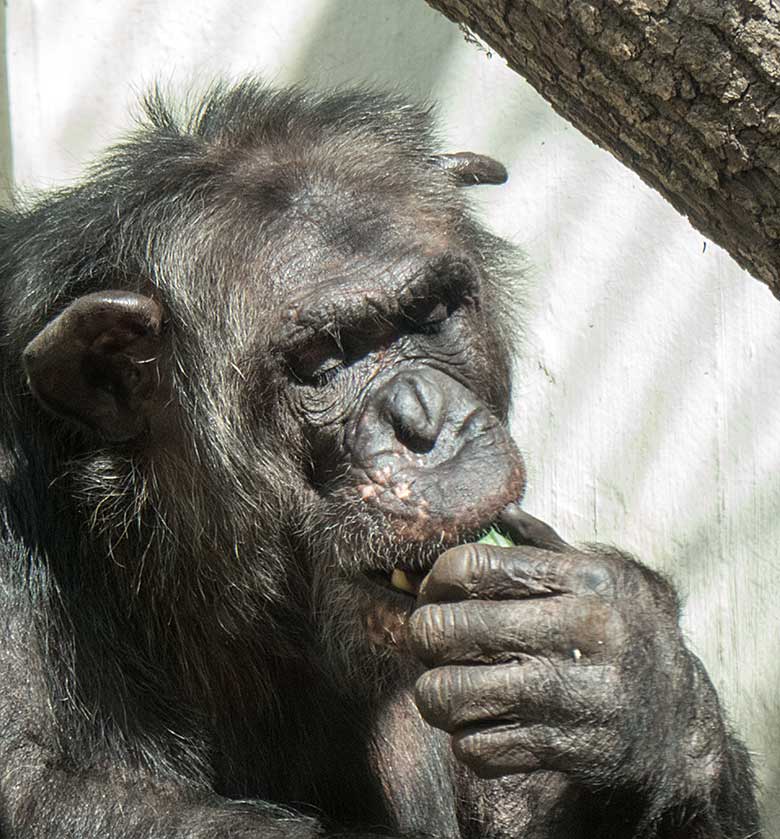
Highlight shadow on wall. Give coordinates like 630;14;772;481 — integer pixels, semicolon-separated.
0;1;12;205
286;0;459;97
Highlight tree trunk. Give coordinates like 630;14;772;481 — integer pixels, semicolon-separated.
424;0;780;299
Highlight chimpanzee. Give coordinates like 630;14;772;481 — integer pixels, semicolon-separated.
0;81;761;838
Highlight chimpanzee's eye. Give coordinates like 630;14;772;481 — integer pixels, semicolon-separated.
309;355;346;385
288;338;346;385
413;301;451;335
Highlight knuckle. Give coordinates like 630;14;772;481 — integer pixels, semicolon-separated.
414;667;459;730
574;553;620;596
597;554;681;620
434;544;486;586
408;603;450;657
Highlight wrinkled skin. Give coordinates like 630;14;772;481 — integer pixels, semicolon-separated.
411;507;721;794
0;82;761;839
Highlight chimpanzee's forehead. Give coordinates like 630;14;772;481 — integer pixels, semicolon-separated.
257;196;460;299
236;157;455;243
137;135;468;335
226;164;460;287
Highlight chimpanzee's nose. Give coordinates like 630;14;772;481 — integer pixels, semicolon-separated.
380;371;447;453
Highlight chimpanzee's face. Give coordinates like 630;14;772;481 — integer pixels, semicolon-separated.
20;126;524;664
264;188;526;653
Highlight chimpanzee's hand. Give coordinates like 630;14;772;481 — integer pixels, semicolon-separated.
409;505;727;804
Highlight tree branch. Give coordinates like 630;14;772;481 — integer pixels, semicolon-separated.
424;0;780;298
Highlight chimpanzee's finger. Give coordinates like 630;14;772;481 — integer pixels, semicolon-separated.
450;719;619;779
414;660;622;734
408;595;621;666
497;503;570;552
417;543;618;605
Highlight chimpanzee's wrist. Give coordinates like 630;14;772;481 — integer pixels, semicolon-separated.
620;657;759;838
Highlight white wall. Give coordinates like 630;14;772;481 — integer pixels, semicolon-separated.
0;2;11;206
5;0;779;829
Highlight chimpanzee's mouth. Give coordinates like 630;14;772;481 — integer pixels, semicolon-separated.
364;567;427;599
355;568;426;650
355;503;514;618
356;541;467;650
354;500;529;650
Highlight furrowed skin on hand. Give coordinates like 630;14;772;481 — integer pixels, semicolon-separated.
411;506;760;836
0;80;761;839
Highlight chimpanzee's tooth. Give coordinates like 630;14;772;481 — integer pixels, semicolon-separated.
390;568;419;595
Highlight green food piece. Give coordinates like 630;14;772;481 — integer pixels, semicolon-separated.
477;528;514;547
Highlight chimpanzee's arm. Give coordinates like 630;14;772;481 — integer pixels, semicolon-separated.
0;581;384;839
7;773;318;839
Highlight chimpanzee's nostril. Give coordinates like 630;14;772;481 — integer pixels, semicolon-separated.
382;374;447;454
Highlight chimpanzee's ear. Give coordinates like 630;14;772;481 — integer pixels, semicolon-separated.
23;291;164;442
432;152;508;186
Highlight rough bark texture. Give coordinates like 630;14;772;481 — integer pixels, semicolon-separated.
424;0;780;298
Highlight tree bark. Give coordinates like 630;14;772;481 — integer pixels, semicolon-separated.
424;0;780;298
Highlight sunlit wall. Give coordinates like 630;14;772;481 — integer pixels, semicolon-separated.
4;0;779;829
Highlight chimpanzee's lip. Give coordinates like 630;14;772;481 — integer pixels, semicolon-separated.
358;518;489;602
359;537;466;597
354;454;526;544
356;572;419;650
354;490;529;636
